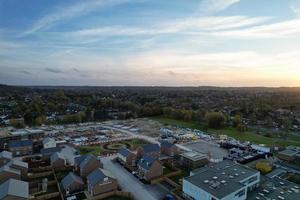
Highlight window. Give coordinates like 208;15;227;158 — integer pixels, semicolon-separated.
248;176;258;184
235;189;245;197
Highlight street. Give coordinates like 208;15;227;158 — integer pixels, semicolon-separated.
101;156;168;200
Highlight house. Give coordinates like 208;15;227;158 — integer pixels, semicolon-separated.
137;155;163;181
117;148;137;169
180;151;209;170
51;152;66;169
137;144;160;159
43;137;56;149
75;155;103;178
61;172;84;195
183;160;260;200
87;168;118;196
160;141;178;157
0;165;21;184
6;160;28;179
0;151;13;166
41;147;62;159
278;147;300;162
0;179;29;200
8;140;33;156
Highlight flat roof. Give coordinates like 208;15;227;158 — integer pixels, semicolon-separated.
248;177;300;200
181;151;208;161
186;160;260;199
185;169;245;199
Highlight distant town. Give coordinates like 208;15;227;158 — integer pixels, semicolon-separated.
0;85;299;200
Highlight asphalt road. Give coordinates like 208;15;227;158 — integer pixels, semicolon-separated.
101;157;168;200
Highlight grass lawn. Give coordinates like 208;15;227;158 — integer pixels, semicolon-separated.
78;145;105;155
163;166;175;175
169;169;190;185
288;173;300;185
151;116;300;147
124;138;150;150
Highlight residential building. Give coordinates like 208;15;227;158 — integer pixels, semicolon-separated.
137;144;160;159
0;165;21;184
41;147;62;159
75;155;103;178
0;151;12;166
117;148;137;169
278;146;300;162
160;141;178;157
87;168;118;196
183;160;260;200
61;172;84;195
0;179;29;200
181;151;209;170
6;160;28;179
8;140;33;156
43;137;56;149
137;155;163;181
50;152;66;169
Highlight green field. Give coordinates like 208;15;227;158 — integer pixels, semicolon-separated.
78;145;105;155
151;116;300;147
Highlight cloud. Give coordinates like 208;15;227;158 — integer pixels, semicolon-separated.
71;15;270;37
197;0;240;14
290;4;300;17
20;70;31;75
45;67;63;73
212;18;300;38
22;0;134;36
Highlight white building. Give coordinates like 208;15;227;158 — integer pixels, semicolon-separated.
43;137;56;149
183;160;260;200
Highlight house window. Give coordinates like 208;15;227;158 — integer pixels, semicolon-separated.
235;189;245;197
248;176;258;184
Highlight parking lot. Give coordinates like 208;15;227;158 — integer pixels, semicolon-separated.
184;140;229;161
101;157;168;200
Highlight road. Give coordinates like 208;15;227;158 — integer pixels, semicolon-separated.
102;156;168;200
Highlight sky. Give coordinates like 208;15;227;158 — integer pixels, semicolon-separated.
1;0;300;87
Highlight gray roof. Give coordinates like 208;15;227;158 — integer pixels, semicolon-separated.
160;141;174;148
62;172;84;190
0;165;21;175
143;144;160;153
185;169;245;199
51;152;65;163
0;151;13;160
87;168;106;186
7;160;28;169
248;177;300;200
118;148;132;157
279;149;298;156
186;160;259;199
138;155;156;170
43;137;55;145
8;140;32;148
75;155;98;170
41;147;62;156
0;178;29;199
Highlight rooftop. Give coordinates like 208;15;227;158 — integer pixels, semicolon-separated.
8;140;32;148
186;160;260;199
182;151;208;161
248;177;300;200
0;179;29;199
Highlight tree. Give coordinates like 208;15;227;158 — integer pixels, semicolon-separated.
233;114;241;127
10;118;25;129
205;112;225;129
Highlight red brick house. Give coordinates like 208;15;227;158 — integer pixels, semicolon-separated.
137;155;163;181
137;144;160;159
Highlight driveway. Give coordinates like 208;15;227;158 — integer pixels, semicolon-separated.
101;157;168;200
